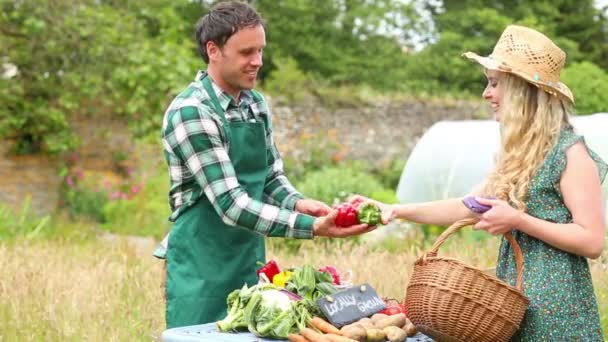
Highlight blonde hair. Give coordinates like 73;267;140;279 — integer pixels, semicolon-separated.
484;73;572;210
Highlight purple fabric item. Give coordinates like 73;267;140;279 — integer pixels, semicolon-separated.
462;196;493;213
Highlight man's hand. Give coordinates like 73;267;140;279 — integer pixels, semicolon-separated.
295;199;331;217
313;210;376;237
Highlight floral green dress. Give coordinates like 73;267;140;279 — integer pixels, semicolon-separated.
496;127;607;341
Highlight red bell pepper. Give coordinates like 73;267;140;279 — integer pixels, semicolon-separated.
256;260;281;282
379;299;409;316
319;265;341;285
335;203;359;227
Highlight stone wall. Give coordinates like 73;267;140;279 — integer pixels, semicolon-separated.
271;98;484;165
0;143;61;215
0;115;135;215
0;98;485;214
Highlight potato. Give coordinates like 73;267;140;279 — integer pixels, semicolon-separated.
374;313;407;330
340;325;367;342
365;328;386;342
340;322;362;330
355;317;375;328
370;313;389;324
383;326;407;342
403;319;417;337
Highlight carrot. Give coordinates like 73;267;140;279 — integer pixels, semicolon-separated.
324;333;358;342
288;333;312;342
309;316;342;335
300;327;329;342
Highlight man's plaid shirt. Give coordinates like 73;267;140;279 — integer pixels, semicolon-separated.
161;71;314;238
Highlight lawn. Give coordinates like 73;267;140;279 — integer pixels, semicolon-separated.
1;230;606;341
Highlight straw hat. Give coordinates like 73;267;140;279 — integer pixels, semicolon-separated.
463;25;574;103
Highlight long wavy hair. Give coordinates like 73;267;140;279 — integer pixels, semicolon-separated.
483;72;573;211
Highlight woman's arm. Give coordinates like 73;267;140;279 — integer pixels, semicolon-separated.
393;198;476;226
524;142;605;258
350;187;483;226
475;142;605;259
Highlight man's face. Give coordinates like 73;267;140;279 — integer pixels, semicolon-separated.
209;25;265;97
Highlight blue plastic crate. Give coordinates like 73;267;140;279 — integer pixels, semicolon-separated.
161;323;434;342
161;323;279;342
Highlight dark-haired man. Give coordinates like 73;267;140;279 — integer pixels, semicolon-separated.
158;1;373;328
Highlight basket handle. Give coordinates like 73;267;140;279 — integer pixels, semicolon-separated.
422;218;525;291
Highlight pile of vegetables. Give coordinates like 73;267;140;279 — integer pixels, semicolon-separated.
217;283;319;338
217;264;339;339
288;313;417;342
257;260;344;287
285;265;338;301
335;202;382;227
217;262;416;341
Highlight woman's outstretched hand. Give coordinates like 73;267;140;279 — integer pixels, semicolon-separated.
347;195;395;225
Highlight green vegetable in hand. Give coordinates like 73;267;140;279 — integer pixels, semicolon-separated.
357;203;382;225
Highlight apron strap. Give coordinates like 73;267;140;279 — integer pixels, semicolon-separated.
250;89;263;103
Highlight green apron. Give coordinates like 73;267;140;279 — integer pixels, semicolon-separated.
165;75;267;328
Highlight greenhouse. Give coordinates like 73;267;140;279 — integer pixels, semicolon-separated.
397;113;608;220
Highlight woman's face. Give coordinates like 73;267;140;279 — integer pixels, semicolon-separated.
482;69;504;121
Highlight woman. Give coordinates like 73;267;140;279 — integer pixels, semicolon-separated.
352;25;606;341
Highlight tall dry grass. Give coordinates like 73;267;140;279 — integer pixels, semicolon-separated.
268;236;500;300
1;235;606;341
0;238;165;341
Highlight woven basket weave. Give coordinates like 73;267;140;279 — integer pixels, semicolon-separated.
405;218;530;342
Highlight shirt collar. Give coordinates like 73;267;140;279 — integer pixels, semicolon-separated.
196;70;254;111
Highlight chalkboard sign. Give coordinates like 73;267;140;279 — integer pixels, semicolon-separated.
316;283;386;327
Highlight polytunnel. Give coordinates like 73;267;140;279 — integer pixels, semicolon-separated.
396;113;608;219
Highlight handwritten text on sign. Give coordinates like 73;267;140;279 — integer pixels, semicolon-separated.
316;283;385;327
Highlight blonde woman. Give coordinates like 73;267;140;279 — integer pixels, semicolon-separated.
351;25;606;340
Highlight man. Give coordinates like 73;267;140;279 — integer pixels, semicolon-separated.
159;1;373;328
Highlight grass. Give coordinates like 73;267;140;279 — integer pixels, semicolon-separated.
1;227;606;341
0;238;165;341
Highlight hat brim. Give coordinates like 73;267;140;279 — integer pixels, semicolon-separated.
462;52;574;104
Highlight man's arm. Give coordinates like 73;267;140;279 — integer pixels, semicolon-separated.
263;146;304;210
164;105;313;239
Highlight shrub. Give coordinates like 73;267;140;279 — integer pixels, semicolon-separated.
561;62;608;115
283;131;348;185
101;171;170;239
295;166;388;206
60;169;109;223
63;187;108;223
369;190;399;204
262;56;313;103
369;158;406;191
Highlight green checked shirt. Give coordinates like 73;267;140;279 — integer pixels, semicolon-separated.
161;70;314;239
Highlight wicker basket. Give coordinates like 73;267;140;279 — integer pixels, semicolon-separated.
405;218;530;342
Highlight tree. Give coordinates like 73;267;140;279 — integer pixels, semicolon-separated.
408;0;608;101
253;0;421;89
0;0;200;154
429;0;608;69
